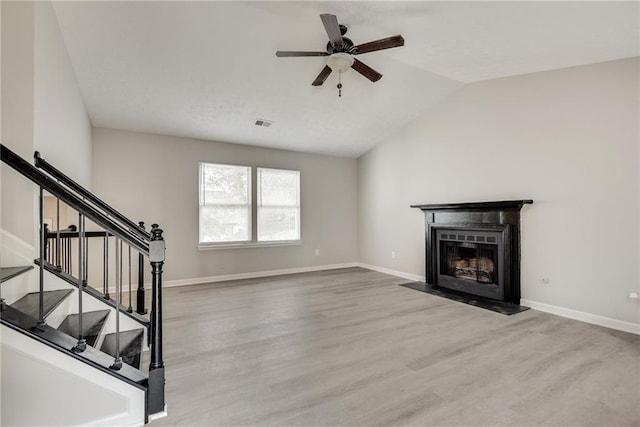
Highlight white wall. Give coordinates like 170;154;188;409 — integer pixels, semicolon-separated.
92;128;358;282
34;1;92;188
1;1;92;247
358;58;639;326
1;1;36;245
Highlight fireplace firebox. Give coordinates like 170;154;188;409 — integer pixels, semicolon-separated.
437;229;504;300
411;200;532;305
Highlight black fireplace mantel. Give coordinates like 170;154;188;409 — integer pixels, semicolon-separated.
410;199;533;212
411;199;533;305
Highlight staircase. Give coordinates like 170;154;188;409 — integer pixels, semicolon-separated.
1;144;166;425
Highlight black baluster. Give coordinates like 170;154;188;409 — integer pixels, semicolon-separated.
73;213;86;353
37;187;46;327
148;224;166;414
48;232;53;263
68;234;72;276
127;245;133;313
62;237;66;273
66;236;70;274
103;234;110;299
56;197;61;271
43;223;49;262
84;228;88;287
136;222;147;315
119;239;123;303
110;237;123;370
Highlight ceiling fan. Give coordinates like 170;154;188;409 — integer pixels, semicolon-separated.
276;14;404;94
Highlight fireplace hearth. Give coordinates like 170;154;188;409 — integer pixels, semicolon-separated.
410;200;532;308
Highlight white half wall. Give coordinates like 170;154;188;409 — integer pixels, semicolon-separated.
1;325;145;427
358;58;640;326
92;128;358;282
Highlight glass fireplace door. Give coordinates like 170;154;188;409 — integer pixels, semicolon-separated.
441;241;497;284
436;229;504;300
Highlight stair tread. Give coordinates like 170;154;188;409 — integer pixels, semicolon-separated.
37;260;150;327
57;310;110;348
0;305;147;385
100;329;145;369
11;289;74;320
1;266;34;283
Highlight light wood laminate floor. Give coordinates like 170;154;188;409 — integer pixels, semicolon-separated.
153;267;640;426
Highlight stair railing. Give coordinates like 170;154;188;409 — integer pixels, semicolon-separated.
1;143;165;417
37;148;149;316
44;228;146;314
34;151;149;242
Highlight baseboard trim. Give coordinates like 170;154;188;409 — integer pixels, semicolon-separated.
357;263;425;283
147;404;168;422
521;299;640;335
160;262;360;288
352;263;640;336
107;260;640;336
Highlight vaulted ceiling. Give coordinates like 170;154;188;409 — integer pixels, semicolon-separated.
52;1;639;158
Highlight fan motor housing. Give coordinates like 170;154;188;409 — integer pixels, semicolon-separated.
327;37;354;54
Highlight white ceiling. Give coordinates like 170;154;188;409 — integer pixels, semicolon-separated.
52;1;639;158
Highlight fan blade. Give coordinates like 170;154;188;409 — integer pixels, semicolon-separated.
353;35;404;55
320;14;343;47
351;59;382;82
312;65;332;86
276;51;329;57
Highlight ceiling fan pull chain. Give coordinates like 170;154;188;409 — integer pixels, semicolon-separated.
337;71;343;97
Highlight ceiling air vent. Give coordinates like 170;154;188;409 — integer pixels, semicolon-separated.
254;119;272;128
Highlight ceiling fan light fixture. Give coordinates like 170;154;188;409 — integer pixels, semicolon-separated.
326;52;354;73
275;13;403;87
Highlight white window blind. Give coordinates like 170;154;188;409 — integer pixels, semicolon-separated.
257;168;300;242
199;163;251;244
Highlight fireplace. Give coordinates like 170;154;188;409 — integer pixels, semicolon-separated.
411;200;532;305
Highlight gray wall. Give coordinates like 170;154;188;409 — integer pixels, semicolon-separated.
92;128;358;282
358;58;639;325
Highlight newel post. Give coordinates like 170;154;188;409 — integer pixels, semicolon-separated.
148;224;165;415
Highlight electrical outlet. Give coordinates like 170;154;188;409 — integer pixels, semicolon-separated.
629;292;639;300
391;251;396;259
315;249;320;256
539;277;550;284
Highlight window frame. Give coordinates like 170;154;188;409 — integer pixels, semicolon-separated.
198;162;252;246
256;167;301;243
197;163;302;249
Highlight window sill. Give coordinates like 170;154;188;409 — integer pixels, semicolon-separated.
198;241;302;250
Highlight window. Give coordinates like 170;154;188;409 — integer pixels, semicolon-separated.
199;163;301;246
199;163;251;244
257;168;300;242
